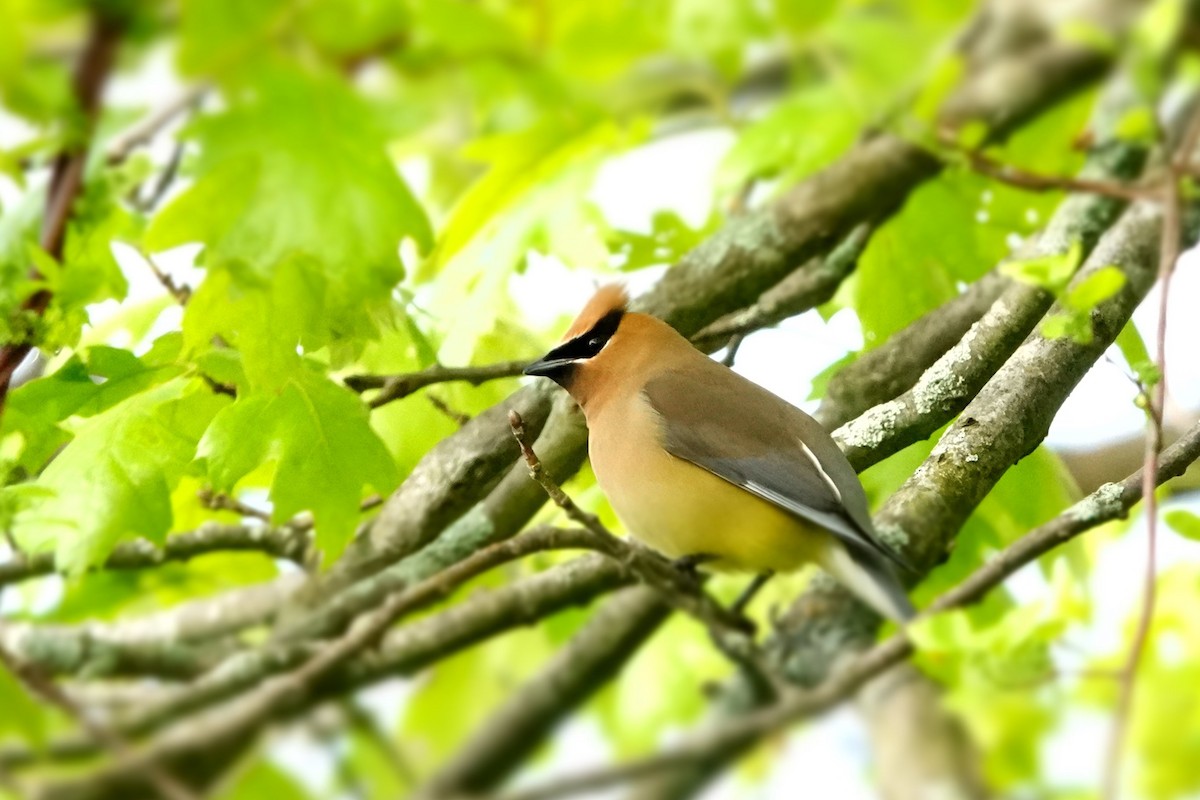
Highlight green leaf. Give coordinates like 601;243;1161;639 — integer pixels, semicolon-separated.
1040;311;1094;345
13;379;227;573
53;180;139;309
1064;265;1126;311
1166;509;1200;542
1000;240;1083;295
1115;105;1158;143
0;666;45;746
1059;19;1120;54
177;0;290;77
592;613;723;756
147;63;431;374
856;174;1002;346
1;347;181;473
667;0;766;75
402;625;553;765
198;369;398;559
299;0;411;58
223;760;312;800
1116;321;1161;388
409;0;522;58
771;0;837;34
717;85;860;194
609;211;718;271
426;116;639;363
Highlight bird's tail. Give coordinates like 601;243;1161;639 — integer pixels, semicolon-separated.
817;541;916;623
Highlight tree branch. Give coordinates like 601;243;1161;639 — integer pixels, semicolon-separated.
0;522;310;588
689;224;873;350
104;82;208;164
345;360;529;410
814;270;1006;430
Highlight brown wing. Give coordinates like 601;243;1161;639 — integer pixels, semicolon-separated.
643;363;913;573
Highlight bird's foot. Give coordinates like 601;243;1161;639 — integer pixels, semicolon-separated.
672;553;715;581
730;570;774;617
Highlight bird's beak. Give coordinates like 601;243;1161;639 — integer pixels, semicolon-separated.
523;355;575;378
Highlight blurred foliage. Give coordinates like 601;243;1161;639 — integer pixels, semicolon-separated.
0;0;1194;798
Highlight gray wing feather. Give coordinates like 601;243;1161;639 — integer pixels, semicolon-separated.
643;365;913;572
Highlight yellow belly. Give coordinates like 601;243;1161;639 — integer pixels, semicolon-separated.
587;399;827;574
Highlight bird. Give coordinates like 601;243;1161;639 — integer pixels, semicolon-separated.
523;284;916;623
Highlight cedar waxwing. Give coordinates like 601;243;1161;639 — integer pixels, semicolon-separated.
524;285;916;623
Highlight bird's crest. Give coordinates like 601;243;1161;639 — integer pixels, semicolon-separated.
561;284;629;342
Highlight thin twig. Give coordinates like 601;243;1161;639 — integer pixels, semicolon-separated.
105;82;208;164
198;488;272;523
135;136;187;214
428;393;472;426
1100;107;1200;800
141;250;192;304
945;137;1153;201
346;361;528;409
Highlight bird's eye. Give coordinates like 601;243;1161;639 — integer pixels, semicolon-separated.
588;337;604;350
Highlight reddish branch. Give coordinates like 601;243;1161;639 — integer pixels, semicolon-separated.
943;134;1153;201
1101;108;1200;800
0;15;122;413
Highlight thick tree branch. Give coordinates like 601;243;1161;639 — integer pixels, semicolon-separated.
821;72;1153;439
689;224;873;350
857;664;989;800
0;622;231;680
814;270;1007;430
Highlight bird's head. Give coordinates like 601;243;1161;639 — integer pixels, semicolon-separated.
525;284;694;411
524;283;629;388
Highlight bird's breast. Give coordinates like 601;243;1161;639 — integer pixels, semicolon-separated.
586;393;825;573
